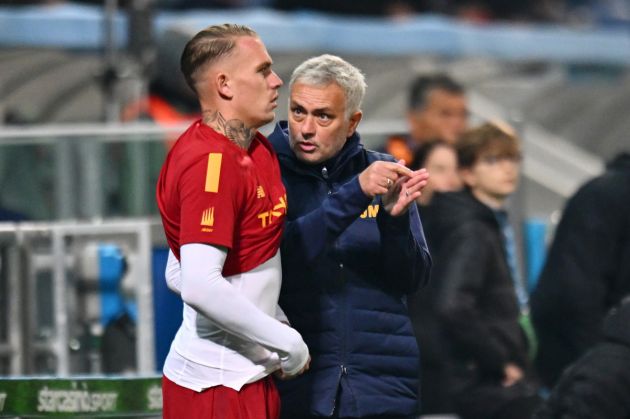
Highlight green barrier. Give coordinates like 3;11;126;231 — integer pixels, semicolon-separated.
0;376;162;418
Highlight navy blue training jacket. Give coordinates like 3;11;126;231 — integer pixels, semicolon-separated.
269;121;431;418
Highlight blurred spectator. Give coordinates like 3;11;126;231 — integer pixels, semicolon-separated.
4;0;273;8
559;0;630;26
411;139;462;206
160;0;273;9
383;74;468;168
454;0;557;22
274;0;422;17
273;0;567;21
420;123;540;419
407;139;461;413
533;296;630;419
531;152;630;387
6;0;624;25
0;0;66;4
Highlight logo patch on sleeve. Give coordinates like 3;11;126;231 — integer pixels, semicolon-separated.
201;207;215;232
205;153;222;193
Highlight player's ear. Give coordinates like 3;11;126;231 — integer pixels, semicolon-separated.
217;72;233;99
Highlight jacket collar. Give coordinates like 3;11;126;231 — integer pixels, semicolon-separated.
269;120;365;179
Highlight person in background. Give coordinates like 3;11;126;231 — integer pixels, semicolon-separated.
424;123;540;419
268;54;432;419
406;138;462;414
156;23;309;419
533;296;630;419
531;152;630;388
384;73;468;167
412;139;462;206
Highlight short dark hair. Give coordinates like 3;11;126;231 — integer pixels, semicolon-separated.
408;74;465;111
457;123;520;169
180;23;257;94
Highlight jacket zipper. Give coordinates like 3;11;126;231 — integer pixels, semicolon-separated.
330;364;348;416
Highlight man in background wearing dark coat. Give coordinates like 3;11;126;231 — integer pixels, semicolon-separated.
534;296;630;419
531;152;630;387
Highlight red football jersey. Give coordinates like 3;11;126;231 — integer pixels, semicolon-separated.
156;120;287;277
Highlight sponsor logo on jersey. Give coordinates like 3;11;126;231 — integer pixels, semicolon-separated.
256;185;265;198
201;207;215;232
204;153;222;193
257;194;287;228
359;204;379;219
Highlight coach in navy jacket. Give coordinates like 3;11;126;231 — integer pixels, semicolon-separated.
269;55;431;419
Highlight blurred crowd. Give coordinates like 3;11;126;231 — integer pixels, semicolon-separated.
383;72;630;419
1;0;629;26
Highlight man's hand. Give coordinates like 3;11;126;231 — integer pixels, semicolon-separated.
358;160;414;198
382;167;429;216
274;356;311;380
502;362;524;387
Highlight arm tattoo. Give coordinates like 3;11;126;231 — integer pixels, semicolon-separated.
202;109;254;149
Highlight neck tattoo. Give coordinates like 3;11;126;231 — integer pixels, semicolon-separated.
202;109;254;149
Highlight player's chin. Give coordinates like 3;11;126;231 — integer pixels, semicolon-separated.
259;111;276;126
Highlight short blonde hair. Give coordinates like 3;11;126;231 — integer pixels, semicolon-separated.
180;23;257;94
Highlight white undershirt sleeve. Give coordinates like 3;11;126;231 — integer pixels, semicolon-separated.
165;249;182;295
275;304;290;325
180;243;309;376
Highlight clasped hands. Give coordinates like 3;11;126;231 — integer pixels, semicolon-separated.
358;160;429;216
